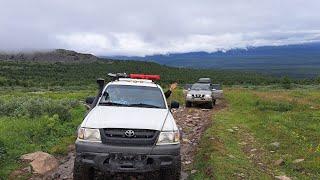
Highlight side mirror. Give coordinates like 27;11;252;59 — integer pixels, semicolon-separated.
170;101;180;109
85;96;95;105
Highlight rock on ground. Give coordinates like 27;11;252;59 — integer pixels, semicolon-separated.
20;151;59;175
292;158;304;164
275;175;292;180
270;142;280;149
274;159;285;166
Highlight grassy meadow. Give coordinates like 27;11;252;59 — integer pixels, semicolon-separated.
0;90;95;178
0;59;319;179
192;87;320;179
1;86;320;179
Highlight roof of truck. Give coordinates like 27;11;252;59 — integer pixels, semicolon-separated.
107;78;159;88
198;78;212;84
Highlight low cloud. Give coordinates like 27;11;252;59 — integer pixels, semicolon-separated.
56;30;320;56
1;0;320;56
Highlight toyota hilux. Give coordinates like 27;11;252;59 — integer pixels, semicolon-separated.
74;74;181;179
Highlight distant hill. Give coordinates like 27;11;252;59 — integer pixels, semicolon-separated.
0;49;98;62
107;43;320;78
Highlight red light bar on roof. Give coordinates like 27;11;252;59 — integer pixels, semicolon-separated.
129;74;160;81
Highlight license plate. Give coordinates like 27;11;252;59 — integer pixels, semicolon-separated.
110;153;146;161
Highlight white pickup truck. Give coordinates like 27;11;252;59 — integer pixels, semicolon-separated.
74;75;181;180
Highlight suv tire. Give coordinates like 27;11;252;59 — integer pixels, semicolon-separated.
73;156;94;180
160;157;181;180
206;102;213;109
185;101;192;107
213;99;216;105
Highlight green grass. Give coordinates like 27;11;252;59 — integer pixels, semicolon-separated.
0;90;92;178
1;85;319;179
192;88;320;179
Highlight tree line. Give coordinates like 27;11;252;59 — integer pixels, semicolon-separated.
0;60;319;89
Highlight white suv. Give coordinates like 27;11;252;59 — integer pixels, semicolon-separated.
74;77;181;179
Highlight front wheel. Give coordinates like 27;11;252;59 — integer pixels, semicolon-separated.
206;102;213;109
73;156;95;180
160;157;181;180
185;101;192;107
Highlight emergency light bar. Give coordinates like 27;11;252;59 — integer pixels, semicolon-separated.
108;73;160;81
129;74;160;81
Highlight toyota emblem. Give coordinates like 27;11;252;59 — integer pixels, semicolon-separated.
124;130;135;137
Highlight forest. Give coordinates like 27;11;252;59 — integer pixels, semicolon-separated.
0;60;319;90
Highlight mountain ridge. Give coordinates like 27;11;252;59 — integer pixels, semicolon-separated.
106;42;320;78
0;49;98;62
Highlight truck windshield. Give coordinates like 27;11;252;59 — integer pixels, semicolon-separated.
99;85;166;109
191;83;210;90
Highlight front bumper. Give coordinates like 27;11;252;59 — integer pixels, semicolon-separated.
186;96;212;103
75;141;180;173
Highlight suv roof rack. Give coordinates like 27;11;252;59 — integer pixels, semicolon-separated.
108;73;129;81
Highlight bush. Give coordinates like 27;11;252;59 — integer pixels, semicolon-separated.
0;140;6;162
281;76;292;89
46;103;72;121
25;98;47;117
255;100;293;112
0;97;78;121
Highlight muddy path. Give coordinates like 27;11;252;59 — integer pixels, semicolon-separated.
38;102;223;180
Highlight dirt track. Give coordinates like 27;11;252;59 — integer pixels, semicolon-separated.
35;103;222;180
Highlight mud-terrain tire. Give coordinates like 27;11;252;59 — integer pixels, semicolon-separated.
73;156;94;180
206;102;213;109
185;101;192;107
145;171;161;180
160;157;181;180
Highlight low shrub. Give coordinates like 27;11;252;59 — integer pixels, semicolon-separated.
0;97;79;121
255;100;293;112
281;76;292;89
0;140;6;162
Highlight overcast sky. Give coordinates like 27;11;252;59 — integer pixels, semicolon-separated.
1;0;320;56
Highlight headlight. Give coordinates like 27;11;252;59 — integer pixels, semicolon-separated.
156;131;180;145
186;94;192;97
77;128;101;142
205;94;211;98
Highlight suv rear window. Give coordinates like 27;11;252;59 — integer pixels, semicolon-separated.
99;85;166;109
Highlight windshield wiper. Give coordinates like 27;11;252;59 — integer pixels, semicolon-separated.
127;103;162;108
99;102;128;107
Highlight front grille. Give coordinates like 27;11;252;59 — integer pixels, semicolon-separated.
192;94;204;98
101;128;159;146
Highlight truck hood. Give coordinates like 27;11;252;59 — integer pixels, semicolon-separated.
82;106;169;131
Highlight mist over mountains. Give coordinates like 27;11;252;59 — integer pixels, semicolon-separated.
1;43;319;79
107;43;320;78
